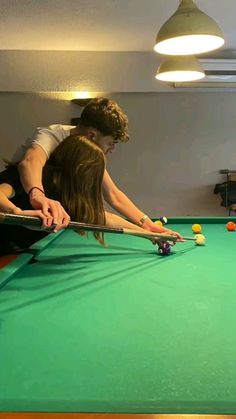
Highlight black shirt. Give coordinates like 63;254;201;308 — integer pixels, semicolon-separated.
0;166;50;256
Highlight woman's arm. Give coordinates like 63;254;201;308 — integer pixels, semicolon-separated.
0;183;50;226
105;211;151;233
105;211;182;248
0;183;18;213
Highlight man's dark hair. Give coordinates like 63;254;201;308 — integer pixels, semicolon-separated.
80;98;129;142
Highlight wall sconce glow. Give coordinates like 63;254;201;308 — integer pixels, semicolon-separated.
155;56;205;82
38;92;78;101
154;0;224;55
74;91;91;99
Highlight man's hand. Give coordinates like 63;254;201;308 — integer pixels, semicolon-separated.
29;189;70;231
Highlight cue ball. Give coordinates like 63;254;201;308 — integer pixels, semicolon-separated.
226;221;236;231
192;223;202;234
158;242;171;255
160;216;168;225
194;234;206;245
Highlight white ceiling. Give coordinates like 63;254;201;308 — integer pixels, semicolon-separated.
0;0;235;52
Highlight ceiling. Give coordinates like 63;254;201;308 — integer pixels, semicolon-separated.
0;0;235;52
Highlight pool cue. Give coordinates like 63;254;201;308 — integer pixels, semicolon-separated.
0;212;196;242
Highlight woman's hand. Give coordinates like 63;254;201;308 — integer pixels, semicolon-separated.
163;229;184;242
142;219;183;242
12;207;54;230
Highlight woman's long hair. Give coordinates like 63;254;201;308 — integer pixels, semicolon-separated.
44;135;106;244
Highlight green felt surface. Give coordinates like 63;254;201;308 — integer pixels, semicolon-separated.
1;219;236;414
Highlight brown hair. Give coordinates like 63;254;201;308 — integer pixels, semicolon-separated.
44;135;106;244
80;97;129;143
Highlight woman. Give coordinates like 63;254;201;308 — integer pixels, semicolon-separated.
0;134;162;256
0;134;107;254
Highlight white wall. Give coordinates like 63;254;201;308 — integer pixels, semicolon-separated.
107;92;236;217
1;91;235;217
0;93;80;166
0;51;168;93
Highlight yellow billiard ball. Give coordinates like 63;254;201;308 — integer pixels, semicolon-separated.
155;220;163;227
192;223;202;234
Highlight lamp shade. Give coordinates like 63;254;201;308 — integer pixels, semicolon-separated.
155;56;205;82
154;0;224;55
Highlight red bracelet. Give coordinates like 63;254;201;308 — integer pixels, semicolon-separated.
28;187;45;196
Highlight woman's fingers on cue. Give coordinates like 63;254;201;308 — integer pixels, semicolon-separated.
165;229;184;242
15;209;50;230
172;231;184;242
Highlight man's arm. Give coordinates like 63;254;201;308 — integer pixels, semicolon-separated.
103;170;182;239
18;144;46;193
18;144;70;230
102;170;148;223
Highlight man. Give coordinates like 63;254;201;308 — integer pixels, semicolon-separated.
13;97;179;237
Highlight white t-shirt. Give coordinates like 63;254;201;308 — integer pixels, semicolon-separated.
11;124;76;162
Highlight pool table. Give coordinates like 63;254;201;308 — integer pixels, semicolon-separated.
1;217;236;419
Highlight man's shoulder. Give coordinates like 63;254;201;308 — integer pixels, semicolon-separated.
45;124;74;133
48;124;73;129
36;124;75;141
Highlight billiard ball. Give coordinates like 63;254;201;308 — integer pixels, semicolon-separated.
160;216;168;225
158;241;171;255
192;223;202;234
155;220;163;227
226;221;236;231
194;234;206;245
